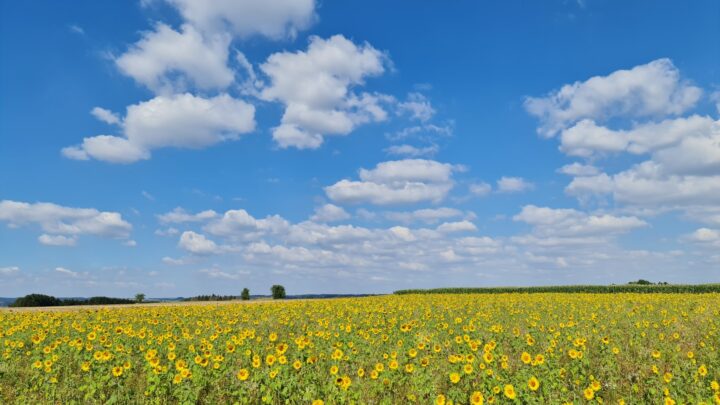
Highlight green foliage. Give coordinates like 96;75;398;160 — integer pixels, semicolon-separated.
183;294;238;302
241;288;250;301
9;294;61;307
270;285;286;299
10;294;135;307
135;293;145;303
394;283;720;295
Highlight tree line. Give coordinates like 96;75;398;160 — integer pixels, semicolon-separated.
394;282;720;295
10;285;288;307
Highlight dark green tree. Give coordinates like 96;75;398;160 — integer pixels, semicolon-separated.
10;294;61;307
135;293;146;303
270;285;286;299
241;288;250;301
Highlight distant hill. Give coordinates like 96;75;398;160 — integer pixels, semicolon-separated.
0;297;15;307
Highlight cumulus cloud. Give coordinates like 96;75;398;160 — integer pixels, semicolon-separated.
384;144;439;158
436;220;477;233
559;115;717;159
199;268;247;280
0;266;19;276
163;204;694;285
469;182;492;196
525;58;701;137
513;205;647;237
384;207;464;224
158;207;218;224
204;209;289;238
178;231;222;255
91;107;121;125
63;93;255;163
496;177;533;193
397;93;435;122
38;234;78;246
557;162;600;176
310;204;350;223
686;228;720;246
324;159;458;205
115;23;234;94
528;59;719;224
55;267;80;278
259;35;388;149
159;0;316;39
0;200;132;244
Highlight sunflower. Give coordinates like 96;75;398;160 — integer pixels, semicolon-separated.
449;372;460;384
236;368;249;381
503;384;516;400
112;366;123;377
528;376;540;391
470;391;484;405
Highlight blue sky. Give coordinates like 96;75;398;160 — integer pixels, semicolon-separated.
1;0;719;297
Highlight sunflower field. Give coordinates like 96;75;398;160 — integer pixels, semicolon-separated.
1;294;719;404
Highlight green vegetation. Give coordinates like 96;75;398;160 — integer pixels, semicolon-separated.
134;293;146;303
10;294;135;307
241;288;250;301
271;284;286;299
394;283;720;295
182;294;238;302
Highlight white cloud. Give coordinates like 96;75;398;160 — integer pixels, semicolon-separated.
162;256;185;265
325;159;458;205
310;204;350;223
387;123;453;142
384;144;439;158
160;0;316;39
63;93;255;163
204;209;289;238
436;220;477;233
91;107;121;125
559;115;717;159
0;200;132;244
557;162;600;176
566;162;720;209
62;135;149;163
178;231;222;255
199;268;246;280
497;177;533;193
38;234;77;246
513;205;647;237
115;23;234;94
55;267;79;278
525;58;701;137
0;266;19;276
686;228;720;246
124;239;138;247
158;207;218;224
259;35;388;149
156;227;180;237
397;93;435;122
141;191;155;201
68;24;85;35
469;182;492;196
384;207;463;224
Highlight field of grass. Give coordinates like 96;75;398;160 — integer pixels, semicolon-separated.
1;294;719;404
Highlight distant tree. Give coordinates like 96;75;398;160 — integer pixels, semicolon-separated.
241;288;250;301
270;285;286;299
135;293;146;303
628;279;653;285
10;294;61;308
